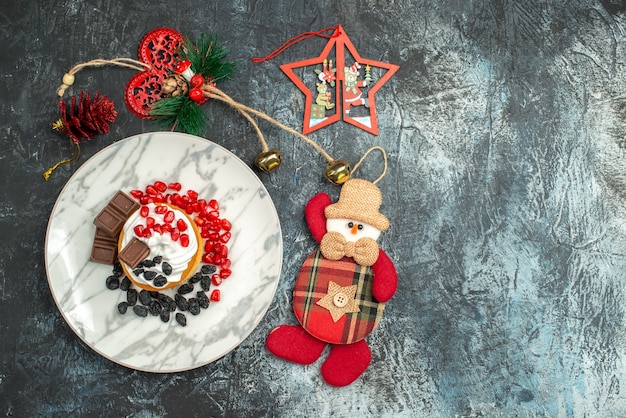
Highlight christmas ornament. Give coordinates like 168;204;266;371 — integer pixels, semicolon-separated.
44;27;387;187
53;91;118;144
266;151;397;386
125;28;235;133
253;25;399;135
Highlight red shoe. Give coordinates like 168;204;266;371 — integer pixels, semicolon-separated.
321;339;372;386
266;324;327;365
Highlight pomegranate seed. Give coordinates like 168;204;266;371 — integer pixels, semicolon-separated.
154;193;165;203
165;194;173;204
220;259;231;270
168;182;182;191
140;206;149;218
204;241;213;253
154;181;167;192
207;210;219;221
170;228;180;241
209;220;221;231
218;244;228;257
221;219;232;231
202;253;214;264
177;219;187;231
211;274;222;286
154;205;167;214
146;185;158;196
191;202;201;213
180;234;190;247
146;217;155;228
220;232;231;243
134;225;144;237
153;224;163;234
214;253;223;264
208;232;219;242
139;196;151;205
210;289;220;302
130;190;144;199
185;205;194;215
219;268;232;279
198;199;207;211
201;229;210;239
187;189;198;201
194;217;205;227
162;223;172;232
209;199;219;210
163;210;175;223
142;228;152;238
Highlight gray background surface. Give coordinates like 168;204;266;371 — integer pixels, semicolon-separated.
2;0;626;416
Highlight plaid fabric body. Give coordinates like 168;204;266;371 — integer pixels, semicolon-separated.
293;248;386;344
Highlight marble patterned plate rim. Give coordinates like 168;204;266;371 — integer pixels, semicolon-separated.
44;132;283;373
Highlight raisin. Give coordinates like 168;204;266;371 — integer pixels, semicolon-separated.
197;291;210;309
178;283;194;295
149;300;162;316
190;272;203;283
133;268;144;276
201;265;216;275
133;305;148;317
153;275;167;287
160;308;171;323
106;275;120;290
127;289;138;305
153;255;163;264
120;277;131;291
139;290;151;305
117;301;129;314
200;276;211;292
175;313;187;327
143;259;156;268
188;298;200;315
113;262;124;277
143;271;157;281
158;294;177;311
162;262;173;276
136;260;145;268
175;294;189;311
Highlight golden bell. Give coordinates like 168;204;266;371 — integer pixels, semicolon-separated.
255;149;282;173
324;160;351;185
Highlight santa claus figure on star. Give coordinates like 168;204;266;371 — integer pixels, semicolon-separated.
266;178;398;386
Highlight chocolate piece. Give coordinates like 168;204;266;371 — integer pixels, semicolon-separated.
93;190;140;237
89;228;118;265
110;191;139;215
118;237;150;269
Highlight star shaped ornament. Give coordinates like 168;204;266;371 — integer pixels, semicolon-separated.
316;281;361;322
280;25;399;135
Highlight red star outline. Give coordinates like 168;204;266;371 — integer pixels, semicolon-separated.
280;25;399;135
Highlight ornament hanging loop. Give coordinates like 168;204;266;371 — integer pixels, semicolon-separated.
251;25;341;63
351;146;388;185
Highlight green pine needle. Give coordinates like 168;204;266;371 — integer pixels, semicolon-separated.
150;96;207;136
179;33;235;82
149;32;235;135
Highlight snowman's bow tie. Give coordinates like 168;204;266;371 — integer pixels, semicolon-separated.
320;232;379;266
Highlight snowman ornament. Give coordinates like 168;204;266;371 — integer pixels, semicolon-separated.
267;178;398;386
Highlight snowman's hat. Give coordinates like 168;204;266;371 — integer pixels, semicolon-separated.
325;178;389;231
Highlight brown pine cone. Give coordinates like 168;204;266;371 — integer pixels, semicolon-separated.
161;75;189;97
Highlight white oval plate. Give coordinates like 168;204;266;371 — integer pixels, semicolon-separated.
45;132;282;372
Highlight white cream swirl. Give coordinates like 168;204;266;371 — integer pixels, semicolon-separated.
120;203;199;286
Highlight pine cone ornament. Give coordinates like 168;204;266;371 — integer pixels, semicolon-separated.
161;74;189;98
53;91;118;144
